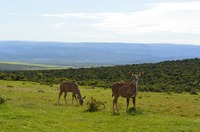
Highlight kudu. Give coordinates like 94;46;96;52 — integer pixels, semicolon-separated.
112;72;144;112
57;82;86;105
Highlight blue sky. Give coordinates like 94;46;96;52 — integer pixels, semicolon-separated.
0;0;200;45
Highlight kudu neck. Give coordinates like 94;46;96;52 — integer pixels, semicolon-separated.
77;89;82;99
135;79;138;87
130;78;139;84
131;79;139;90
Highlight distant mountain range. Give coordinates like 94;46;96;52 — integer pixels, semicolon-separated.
0;41;200;67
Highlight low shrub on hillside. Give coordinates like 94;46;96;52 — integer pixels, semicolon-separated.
85;97;105;112
190;90;198;95
0;96;6;104
7;85;14;88
127;107;144;115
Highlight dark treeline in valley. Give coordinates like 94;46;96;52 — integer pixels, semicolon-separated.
0;58;200;93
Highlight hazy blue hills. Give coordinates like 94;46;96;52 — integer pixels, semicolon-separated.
0;41;200;68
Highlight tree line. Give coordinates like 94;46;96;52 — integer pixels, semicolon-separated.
1;58;200;93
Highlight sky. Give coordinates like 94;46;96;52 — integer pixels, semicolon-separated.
0;0;200;45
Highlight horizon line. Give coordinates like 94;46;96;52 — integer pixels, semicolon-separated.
0;40;200;46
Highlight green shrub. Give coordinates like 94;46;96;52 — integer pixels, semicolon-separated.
190;90;198;95
7;85;14;88
127;108;144;115
0;96;6;104
85;97;105;112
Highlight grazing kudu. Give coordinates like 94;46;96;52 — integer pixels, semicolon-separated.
112;72;144;112
57;82;86;105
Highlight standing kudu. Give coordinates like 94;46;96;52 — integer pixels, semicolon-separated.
58;82;86;105
112;72;144;112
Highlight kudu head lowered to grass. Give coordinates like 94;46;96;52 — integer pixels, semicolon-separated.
57;82;86;105
112;72;144;113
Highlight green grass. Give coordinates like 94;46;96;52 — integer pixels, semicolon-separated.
0;80;200;131
0;61;63;70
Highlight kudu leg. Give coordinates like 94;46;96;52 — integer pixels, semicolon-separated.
113;99;115;113
64;92;67;104
132;97;136;108
72;95;74;104
113;97;119;113
126;98;130;112
58;91;63;105
112;99;116;113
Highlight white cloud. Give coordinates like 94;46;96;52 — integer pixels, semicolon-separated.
93;2;200;35
41;2;200;44
152;2;200;11
41;13;98;19
54;23;65;28
42;2;200;33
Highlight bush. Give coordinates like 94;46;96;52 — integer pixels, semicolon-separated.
127;107;144;115
7;85;14;88
85;97;105;112
38;89;45;93
190;90;198;95
174;87;184;94
0;96;6;104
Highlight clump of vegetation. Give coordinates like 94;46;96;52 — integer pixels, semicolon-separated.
85;97;105;112
38;89;45;93
0;95;6;104
190;90;198;95
138;95;142;99
7;85;14;88
127;107;143;115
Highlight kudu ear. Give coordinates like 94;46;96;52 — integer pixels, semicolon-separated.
140;72;144;76
82;96;86;99
128;71;132;75
129;71;134;76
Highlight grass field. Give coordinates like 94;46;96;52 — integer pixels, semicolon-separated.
0;80;200;131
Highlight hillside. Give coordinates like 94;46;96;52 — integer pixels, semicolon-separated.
1;58;200;93
0;61;62;71
1;41;200;68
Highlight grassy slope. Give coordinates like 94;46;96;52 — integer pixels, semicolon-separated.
0;80;200;131
0;61;61;70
